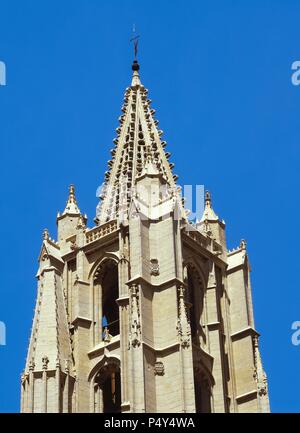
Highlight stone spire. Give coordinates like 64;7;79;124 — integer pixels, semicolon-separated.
63;184;80;215
96;60;181;224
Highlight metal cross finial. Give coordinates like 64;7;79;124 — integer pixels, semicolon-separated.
130;24;140;60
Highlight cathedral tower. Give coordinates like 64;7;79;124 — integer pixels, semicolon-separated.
21;59;270;413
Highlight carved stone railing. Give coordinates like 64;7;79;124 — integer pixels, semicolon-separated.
85;220;118;244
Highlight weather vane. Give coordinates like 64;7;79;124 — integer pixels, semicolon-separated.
130;24;140;60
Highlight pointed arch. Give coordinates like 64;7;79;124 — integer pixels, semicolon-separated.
89;356;121;413
92;257;120;345
182;260;208;348
88;253;120;280
88;355;121;383
183;259;214;412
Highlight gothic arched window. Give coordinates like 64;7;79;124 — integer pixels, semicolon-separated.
184;264;206;348
94;361;121;413
94;259;120;343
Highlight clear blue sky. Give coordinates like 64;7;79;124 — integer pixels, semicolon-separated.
0;0;299;412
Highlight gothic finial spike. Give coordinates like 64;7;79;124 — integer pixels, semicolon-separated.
205;190;211;207
43;228;49;241
69;184;75;201
240;239;247;250
62;183;81;215
200;190;219;222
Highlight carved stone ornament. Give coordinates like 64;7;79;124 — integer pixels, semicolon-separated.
154;361;165;376
76;214;86;230
29;360;35;372
253;335;268;398
176;285;191;348
129;284;141;348
70;240;78;251
150;258;159;276
42;355;49;370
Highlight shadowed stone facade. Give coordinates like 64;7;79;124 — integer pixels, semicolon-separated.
21;60;270;413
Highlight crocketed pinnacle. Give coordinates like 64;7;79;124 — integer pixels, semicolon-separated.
63;184;80;215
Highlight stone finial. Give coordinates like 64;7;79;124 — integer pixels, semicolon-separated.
62;184;81;215
205;190;212;207
69;184;75;198
65;359;70;374
43;228;49;241
240;239;247;250
200;190;219;223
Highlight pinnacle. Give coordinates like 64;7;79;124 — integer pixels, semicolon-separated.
43;228;49;240
200;190;219;222
205;190;212;207
63;184;80;215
